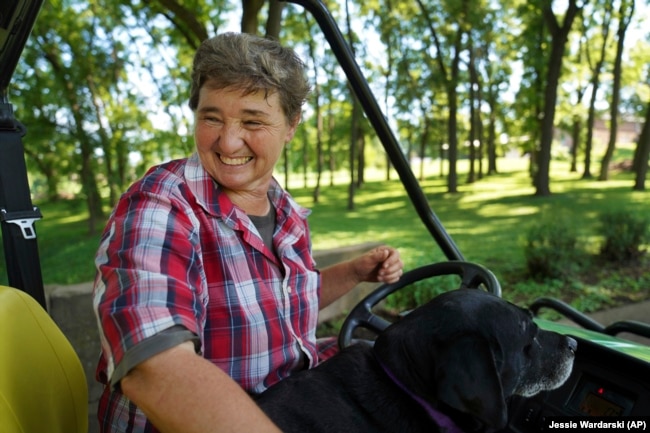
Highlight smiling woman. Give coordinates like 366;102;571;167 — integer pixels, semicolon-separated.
194;87;297;216
91;31;403;433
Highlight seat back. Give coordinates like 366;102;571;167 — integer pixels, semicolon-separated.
0;285;88;433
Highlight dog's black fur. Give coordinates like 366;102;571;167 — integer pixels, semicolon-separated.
256;289;576;433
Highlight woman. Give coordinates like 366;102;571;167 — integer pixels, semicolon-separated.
93;32;403;433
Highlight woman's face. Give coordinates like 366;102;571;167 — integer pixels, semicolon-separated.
194;85;298;199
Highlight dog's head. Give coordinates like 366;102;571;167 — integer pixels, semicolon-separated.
373;289;576;431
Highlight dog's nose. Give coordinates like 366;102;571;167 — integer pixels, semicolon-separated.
565;336;578;353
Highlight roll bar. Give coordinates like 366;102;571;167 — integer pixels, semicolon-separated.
0;0;46;307
282;0;465;261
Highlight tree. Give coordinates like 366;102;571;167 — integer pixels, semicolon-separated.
302;12;325;202
560;32;590;173
375;0;401;181
11;0;650;221
242;0;284;37
13;51;73;202
534;0;585;196
344;0;361;210
140;0;210;48
633;100;650;191
415;0;468;194
30;1;118;233
581;0;613;180
480;23;513;176
599;0;636;181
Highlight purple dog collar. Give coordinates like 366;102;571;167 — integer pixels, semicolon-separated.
377;359;464;433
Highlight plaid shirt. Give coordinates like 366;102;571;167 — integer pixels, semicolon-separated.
93;153;320;432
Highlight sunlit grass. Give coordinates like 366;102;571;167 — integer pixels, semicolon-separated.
1;153;648;314
286;157;649;289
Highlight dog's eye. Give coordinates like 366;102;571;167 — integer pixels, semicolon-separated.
524;337;541;356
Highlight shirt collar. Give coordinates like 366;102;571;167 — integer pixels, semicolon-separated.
183;152;310;226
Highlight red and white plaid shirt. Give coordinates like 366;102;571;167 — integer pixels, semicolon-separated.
93;153;321;432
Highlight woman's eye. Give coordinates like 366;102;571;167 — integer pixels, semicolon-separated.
204;116;222;124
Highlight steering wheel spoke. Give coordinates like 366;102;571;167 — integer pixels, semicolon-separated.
338;261;501;348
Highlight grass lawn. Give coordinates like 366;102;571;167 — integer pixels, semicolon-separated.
289;157;650;316
1;156;649;316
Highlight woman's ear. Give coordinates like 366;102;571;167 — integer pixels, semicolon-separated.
285;115;301;142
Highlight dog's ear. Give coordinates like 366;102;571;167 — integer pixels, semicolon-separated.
375;329;509;430
433;334;508;431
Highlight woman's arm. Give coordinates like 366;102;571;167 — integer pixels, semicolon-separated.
318;246;403;309
120;342;282;433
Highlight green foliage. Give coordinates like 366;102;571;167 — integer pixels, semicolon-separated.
523;213;583;280
383;254;460;312
9;0;649;219
598;210;650;262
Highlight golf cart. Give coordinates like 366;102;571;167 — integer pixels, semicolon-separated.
291;0;650;426
1;0;649;431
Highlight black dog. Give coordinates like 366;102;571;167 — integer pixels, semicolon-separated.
256;289;576;433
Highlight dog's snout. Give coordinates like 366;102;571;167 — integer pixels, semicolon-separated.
565;336;578;353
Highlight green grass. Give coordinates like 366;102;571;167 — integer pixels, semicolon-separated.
291;158;645;273
1;156;649;317
289;158;650;316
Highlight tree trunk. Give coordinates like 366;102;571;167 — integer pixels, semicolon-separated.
241;0;265;34
599;0;635;181
303;12;323;202
569;40;587;174
348;98;358;210
415;0;463;194
327;104;335;187
79;136;104;234
265;0;284;38
419;116;430;182
345;0;356;209
582;86;598;179
283;146;290;191
357;132;365;188
633;101;650;191
154;0;209;47
583;2;612;180
43;49;104;233
467;36;478;184
535;0;583;196
447;83;459;194
302;126;308;189
476;73;485;180
570;115;581;172
486;81;498;175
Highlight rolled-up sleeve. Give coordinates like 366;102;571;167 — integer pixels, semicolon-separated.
93;169;206;385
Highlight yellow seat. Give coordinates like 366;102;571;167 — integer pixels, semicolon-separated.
0;285;88;433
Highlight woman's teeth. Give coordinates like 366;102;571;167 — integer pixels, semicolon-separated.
219;155;252;166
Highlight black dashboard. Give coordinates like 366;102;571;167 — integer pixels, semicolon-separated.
507;333;650;431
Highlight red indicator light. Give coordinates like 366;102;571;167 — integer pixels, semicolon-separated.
598;387;605;395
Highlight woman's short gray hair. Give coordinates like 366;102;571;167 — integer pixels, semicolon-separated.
189;32;310;123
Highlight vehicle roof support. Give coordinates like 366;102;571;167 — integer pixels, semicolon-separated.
284;0;465;261
0;0;46;308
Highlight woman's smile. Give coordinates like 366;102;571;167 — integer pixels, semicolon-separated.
218;154;253;166
194;85;298;213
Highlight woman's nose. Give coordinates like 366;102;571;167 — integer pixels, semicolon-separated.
218;123;244;152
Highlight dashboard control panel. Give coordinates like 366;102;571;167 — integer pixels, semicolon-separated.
506;336;650;432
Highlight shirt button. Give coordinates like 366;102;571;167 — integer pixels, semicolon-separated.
286;285;292;293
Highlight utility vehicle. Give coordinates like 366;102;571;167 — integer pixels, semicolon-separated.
1;1;649;431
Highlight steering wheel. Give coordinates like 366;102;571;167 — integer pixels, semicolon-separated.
338;261;501;348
